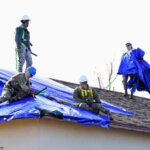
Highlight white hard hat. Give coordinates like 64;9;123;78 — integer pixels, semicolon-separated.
125;42;132;46
79;75;88;83
21;15;30;21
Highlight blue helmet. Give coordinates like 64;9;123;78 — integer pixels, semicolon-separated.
27;66;36;76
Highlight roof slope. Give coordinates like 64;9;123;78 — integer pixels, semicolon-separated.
0;69;134;129
51;79;150;133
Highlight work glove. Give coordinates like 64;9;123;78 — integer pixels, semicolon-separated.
28;90;37;98
32;91;40;95
92;99;97;103
85;98;92;106
77;103;83;108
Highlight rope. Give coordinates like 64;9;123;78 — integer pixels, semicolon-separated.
15;48;18;71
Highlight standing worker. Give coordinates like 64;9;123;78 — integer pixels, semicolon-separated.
73;75;113;119
118;42;134;99
118;42;150;98
15;15;33;72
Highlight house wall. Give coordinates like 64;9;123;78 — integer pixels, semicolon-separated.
0;119;150;150
39;119;150;150
0;119;39;150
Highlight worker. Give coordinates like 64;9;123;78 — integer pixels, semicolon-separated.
0;66;36;104
15;15;33;72
118;42;135;99
73;75;113;119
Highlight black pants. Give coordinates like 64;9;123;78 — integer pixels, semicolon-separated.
79;102;111;115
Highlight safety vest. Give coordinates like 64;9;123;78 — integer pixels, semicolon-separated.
21;26;27;48
79;86;93;99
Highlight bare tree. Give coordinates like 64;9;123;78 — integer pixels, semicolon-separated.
108;62;113;90
106;60;114;90
97;76;104;89
94;60;116;91
93;67;104;89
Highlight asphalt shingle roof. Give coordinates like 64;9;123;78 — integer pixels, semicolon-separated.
52;79;150;133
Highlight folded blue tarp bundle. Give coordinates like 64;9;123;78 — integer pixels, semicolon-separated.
0;69;133;128
118;48;150;93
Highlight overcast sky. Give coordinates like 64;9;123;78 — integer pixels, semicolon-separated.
0;0;150;98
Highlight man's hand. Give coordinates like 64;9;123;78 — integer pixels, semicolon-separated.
31;93;36;98
28;90;37;98
85;98;92;106
92;99;97;103
31;91;40;97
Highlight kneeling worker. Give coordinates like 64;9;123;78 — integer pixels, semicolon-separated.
73;75;113;120
0;66;37;104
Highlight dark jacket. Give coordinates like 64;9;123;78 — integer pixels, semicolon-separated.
15;24;31;49
73;85;101;103
5;73;31;94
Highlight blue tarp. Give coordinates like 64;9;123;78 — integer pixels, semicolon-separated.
118;48;150;93
0;69;134;128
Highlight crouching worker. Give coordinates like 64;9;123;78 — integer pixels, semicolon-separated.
73;75;113;119
0;66;37;104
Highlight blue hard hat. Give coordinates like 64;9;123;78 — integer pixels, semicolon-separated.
27;66;36;76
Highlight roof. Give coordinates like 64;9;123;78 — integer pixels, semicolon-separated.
0;69;135;129
51;78;150;134
2;69;149;133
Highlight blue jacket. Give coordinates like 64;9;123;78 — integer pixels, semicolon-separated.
118;48;150;93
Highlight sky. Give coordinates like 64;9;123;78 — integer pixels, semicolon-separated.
0;0;150;98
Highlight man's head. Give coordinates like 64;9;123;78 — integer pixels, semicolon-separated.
25;66;36;79
125;42;133;51
21;15;30;28
79;75;88;88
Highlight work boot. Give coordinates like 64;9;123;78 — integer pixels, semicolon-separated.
123;89;128;97
98;111;105;116
0;96;8;104
104;109;113;120
99;110;113;120
129;93;133;99
123;94;128;97
109;112;113;121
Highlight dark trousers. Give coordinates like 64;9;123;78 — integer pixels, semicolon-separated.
122;74;134;97
79;102;111;115
0;87;29;104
